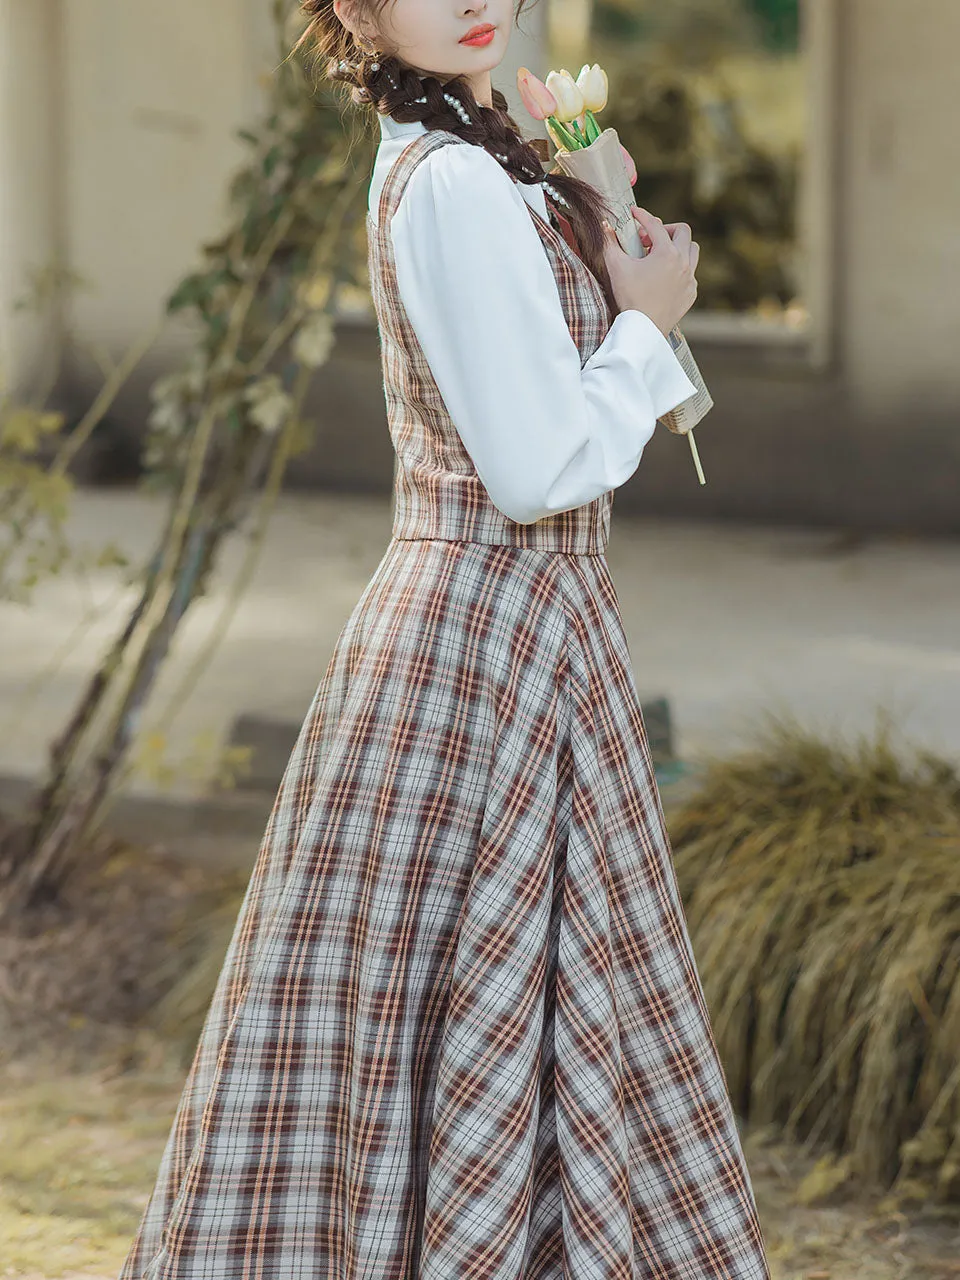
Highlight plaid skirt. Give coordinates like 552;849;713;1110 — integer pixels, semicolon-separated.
118;128;770;1280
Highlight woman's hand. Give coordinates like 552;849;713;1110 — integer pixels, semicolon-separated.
601;206;700;336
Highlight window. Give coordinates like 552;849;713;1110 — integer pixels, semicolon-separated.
547;0;832;359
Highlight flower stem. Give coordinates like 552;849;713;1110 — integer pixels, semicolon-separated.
570;119;588;146
584;111;602;143
546;116;581;151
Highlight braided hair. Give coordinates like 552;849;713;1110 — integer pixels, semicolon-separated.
296;0;618;316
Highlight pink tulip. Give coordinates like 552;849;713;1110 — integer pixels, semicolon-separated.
620;143;637;187
516;67;558;121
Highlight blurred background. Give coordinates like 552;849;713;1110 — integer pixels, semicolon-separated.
0;3;959;1278
2;0;958;526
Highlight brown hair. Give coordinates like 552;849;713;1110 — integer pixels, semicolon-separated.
296;0;617;314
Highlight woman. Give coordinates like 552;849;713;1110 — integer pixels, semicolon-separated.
119;1;770;1277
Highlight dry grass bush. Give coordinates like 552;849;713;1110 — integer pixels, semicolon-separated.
669;718;960;1201
0;830;246;1071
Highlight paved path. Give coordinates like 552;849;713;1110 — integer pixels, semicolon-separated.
2;489;959;800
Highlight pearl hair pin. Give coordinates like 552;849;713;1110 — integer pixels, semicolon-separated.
542;180;570;208
491;147;568;207
443;92;472;125
362;64;569;211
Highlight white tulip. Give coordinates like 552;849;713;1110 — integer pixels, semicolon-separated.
545;69;585;123
576;63;608;113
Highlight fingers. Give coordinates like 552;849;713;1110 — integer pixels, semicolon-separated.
634;210;699;270
664;222;692;254
630;206;671;252
610;212;699;273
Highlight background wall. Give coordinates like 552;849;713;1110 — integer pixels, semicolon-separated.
60;0;272;360
0;1;956;530
841;0;960;417
0;0;61;389
56;0;543;362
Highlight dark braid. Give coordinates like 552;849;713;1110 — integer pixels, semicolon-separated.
296;0;618;317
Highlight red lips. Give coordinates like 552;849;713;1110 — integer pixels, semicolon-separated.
460;23;496;42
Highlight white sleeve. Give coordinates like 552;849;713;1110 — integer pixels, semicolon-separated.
389;142;697;525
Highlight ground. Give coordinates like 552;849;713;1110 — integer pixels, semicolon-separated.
2;491;959;799
1;1063;958;1280
2;493;959;1274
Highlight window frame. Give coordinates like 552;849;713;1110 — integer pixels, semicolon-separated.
347;0;841;376
681;0;839;373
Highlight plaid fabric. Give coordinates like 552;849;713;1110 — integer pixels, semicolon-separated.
119;130;770;1280
376;131;615;554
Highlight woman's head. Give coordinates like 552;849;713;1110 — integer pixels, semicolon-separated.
330;0;513;105
297;0;617;313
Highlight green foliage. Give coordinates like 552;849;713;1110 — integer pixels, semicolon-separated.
595;0;799;57
603;66;800;312
132;730;253;793
0;269;134;603
1;3;378;911
747;0;800;51
144;24;374;494
585;0;802;316
0;406;72;599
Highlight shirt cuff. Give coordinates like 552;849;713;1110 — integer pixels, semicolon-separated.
591;308;699;422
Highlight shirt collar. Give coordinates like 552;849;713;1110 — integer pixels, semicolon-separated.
374;111;548;220
378;113;427;140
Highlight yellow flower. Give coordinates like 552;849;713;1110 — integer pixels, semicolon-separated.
545;69;585;123
576;63;608;113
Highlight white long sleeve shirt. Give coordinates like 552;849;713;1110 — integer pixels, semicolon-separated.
369;113;697;525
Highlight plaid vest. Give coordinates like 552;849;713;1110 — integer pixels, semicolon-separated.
367;128;616;555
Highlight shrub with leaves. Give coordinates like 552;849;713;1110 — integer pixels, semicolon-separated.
1;0;377;915
589;0;801;314
0;266;138;603
603;67;799;312
0;401;73;601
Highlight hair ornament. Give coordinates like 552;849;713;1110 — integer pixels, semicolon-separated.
442;92;472;126
542;180;570;209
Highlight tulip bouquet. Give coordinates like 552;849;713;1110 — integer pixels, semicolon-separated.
518;64;713;485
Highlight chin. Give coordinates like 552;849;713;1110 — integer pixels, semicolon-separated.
455;48;503;76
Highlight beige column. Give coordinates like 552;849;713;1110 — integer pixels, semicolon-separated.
840;0;960;417
61;0;260;358
0;0;62;394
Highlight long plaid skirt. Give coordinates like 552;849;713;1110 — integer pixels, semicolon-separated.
119;537;769;1280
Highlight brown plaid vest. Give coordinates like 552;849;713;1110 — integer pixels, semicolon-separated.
367;129;617;555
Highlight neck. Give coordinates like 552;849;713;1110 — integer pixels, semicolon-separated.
462;70;493;108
